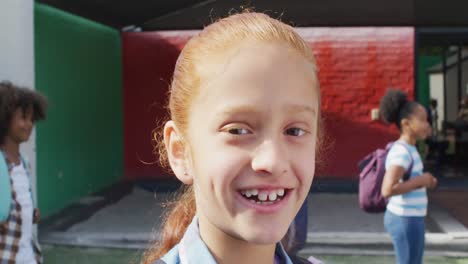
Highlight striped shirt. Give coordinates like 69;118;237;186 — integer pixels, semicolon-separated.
385;140;427;217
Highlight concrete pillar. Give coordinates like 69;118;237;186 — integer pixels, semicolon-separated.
0;0;37;200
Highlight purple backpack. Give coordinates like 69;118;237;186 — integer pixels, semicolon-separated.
358;142;414;213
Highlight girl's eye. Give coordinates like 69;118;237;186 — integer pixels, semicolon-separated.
228;127;251;135
285;127;306;137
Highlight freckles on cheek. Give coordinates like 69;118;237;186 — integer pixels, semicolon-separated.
296;155;316;183
303;165;316;182
212;155;245;185
297;168;315;199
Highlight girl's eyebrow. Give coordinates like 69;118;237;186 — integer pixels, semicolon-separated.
285;104;317;116
219;104;317;116
220;105;259;116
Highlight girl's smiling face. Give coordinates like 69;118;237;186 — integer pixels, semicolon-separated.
8;107;34;144
408;104;431;140
167;41;319;245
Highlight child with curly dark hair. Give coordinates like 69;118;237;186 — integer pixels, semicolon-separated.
0;81;47;264
379;89;437;264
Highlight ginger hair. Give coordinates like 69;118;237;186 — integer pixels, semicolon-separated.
142;11;320;264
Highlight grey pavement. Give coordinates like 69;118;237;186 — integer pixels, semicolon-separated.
39;186;468;257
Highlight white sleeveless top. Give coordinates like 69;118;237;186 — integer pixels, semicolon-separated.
11;162;36;263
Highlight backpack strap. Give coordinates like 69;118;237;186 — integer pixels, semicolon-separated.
393;141;414;181
0;151;12;222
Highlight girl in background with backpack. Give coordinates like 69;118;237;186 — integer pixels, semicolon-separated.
142;12;323;264
380;89;438;264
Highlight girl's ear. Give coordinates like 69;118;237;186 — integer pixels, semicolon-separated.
400;118;411;131
164;121;193;184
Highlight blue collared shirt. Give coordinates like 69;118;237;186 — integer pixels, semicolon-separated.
159;216;294;264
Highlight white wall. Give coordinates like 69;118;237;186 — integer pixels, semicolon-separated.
0;0;37;199
429;73;444;131
445;59;468;122
446;66;459;122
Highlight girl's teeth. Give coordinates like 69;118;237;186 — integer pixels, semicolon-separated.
258;192;268;201
241;188;286;202
268;192;277;201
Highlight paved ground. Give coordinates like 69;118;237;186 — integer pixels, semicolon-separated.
39;180;468;258
430;190;468;228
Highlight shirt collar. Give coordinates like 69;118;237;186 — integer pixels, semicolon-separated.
177;216;293;264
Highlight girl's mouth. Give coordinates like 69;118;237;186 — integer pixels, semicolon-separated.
238;188;291;205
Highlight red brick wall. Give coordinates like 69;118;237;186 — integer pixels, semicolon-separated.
299;28;415;178
122;28;414;180
122;32;192;179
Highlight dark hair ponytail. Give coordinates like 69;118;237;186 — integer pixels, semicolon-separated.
379;89;418;130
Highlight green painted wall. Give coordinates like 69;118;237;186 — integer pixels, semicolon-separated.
34;3;123;217
417;56;441;106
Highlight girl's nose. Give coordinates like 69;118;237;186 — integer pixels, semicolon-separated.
251;139;288;175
